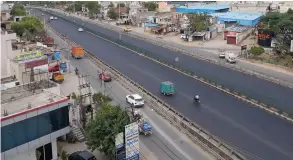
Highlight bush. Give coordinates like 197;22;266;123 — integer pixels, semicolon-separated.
250;46;265;56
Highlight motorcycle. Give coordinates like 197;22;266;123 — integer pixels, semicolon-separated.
194;96;200;103
75;68;79;75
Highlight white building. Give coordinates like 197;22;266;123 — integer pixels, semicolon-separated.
1;32;17;79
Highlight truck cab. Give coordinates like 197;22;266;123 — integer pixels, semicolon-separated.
71;46;84;59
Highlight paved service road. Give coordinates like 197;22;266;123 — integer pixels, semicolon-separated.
42;8;293;113
46;20;214;160
34;10;293;160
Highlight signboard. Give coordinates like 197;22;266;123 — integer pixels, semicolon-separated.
14;50;44;61
257;29;274;47
125;122;139;160
115;132;124;149
227;31;237;37
25;58;48;69
241;45;247;50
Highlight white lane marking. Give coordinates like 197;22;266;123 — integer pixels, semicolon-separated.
141;109;194;160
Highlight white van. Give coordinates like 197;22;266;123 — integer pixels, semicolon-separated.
225;52;237;63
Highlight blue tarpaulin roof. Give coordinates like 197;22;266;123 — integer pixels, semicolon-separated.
144;23;160;27
53;51;61;60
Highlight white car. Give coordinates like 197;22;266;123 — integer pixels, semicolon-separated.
225;52;237;63
126;94;144;107
218;50;226;58
180;34;187;39
54;17;57;20
50;16;54;20
78;28;84;32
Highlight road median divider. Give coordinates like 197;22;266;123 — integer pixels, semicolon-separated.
45;19;247;160
53;8;293;90
39;8;293;125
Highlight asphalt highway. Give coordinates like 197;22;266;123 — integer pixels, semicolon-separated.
42;9;293;113
34;10;293;160
46;21;213;160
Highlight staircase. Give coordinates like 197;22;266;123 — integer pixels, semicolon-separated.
71;125;85;142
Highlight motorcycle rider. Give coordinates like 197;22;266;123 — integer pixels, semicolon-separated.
74;67;79;75
194;95;200;102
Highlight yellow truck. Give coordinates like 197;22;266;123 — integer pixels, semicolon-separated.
71;46;84;59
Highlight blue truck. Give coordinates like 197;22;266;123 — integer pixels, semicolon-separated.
138;120;152;136
160;81;175;95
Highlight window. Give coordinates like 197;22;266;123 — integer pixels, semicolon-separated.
1;105;69;152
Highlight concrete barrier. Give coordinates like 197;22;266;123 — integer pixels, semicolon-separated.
45;22;246;160
39;8;293;123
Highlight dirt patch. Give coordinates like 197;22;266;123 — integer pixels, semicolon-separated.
249;53;293;70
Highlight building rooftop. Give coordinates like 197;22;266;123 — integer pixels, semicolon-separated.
177;4;229;10
226;25;250;32
210;12;263;21
1;80;65;117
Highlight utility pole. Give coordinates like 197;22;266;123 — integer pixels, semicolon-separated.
78;74;93;128
100;68;106;95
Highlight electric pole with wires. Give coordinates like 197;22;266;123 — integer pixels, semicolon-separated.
78;74;93;128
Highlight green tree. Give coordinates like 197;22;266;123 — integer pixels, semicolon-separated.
250;46;265;56
10;4;26;16
117;3;125;8
187;13;211;31
143;2;157;11
92;92;112;106
259;10;293;55
11;16;44;39
108;2;114;8
85;1;101;17
85;104;131;159
107;7;118;20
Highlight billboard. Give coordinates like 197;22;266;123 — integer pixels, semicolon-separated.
257;29;274;47
125;122;139;160
25;58;48;69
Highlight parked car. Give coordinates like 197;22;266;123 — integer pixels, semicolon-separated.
180;34;187;39
68;151;96;160
78;28;84;32
218;49;226;58
54;17;57;20
126;94;144;107
99;72;112;82
225;52;237;63
124;27;132;32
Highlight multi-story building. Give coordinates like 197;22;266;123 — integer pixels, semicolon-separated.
1;32;17;79
1;80;71;160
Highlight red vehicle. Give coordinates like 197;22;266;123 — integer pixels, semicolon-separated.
48;65;59;72
99;73;112;82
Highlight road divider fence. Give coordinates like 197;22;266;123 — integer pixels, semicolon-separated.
45;17;247;160
39;8;293;123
